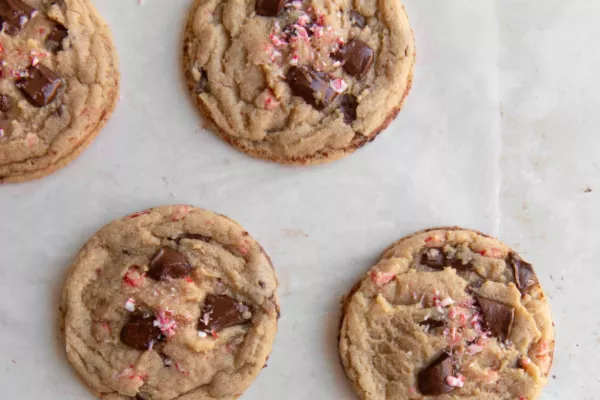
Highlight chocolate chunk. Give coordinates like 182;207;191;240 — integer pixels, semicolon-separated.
419;319;445;329
349;10;366;28
120;314;164;350
338;39;374;78
287;66;338;110
507;252;539;293
175;233;211;243
45;21;68;52
147;247;192;281
0;94;12;112
255;0;285;17
421;248;446;268
0;118;11;137
0;0;36;35
476;295;515;341
196;69;209;94
417;353;455;395
258;280;266;289
198;294;251;334
339;94;358;124
420;247;473;271
15;65;62;107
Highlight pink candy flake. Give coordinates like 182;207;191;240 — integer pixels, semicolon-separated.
467;343;484;355
445;374;465;388
175;362;190;375
123;267;145;288
170;205;191;221
289;54;299;66
25;133;38;148
291;0;302;9
292;24;309;39
127;210;150;219
115;365;145;381
124;298;136;312
154;308;177;338
330;78;347;93
439;297;455;307
479;247;503;258
270;49;282;62
297;14;311;26
270;33;287;48
521;357;532;366
370;271;396;286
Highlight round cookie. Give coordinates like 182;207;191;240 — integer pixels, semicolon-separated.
60;205;280;400
339;227;555;400
183;0;415;165
0;0;119;183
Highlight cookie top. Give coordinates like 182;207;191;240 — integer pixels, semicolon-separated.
339;227;554;400
183;0;415;164
60;205;279;400
0;0;119;183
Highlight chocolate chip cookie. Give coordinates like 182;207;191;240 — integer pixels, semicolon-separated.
183;0;415;165
60;205;280;399
339;227;554;400
0;0;119;183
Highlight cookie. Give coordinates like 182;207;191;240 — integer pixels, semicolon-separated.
60;205;280;400
339;227;554;400
183;0;415;165
0;0;119;183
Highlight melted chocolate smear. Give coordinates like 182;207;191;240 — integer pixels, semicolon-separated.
476;295;515;341
338;39;374;78
419;319;445;329
15;65;62;107
45;21;68;52
420;247;473;271
196;69;209;94
176;233;211;244
349;10;366;28
417;353;455;395
287;66;338;110
120;314;164;350
339;94;358;124
507;252;539;293
147;247;192;281
0;0;36;35
198;294;251;333
255;0;285;17
0;94;12;113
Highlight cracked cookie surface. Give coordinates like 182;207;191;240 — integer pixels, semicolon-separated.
183;0;415;165
60;205;279;400
0;0;119;183
339;227;554;400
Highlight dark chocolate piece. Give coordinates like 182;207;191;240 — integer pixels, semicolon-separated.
15;65;62;107
287;66;338;110
0;0;36;35
147;247;192;281
120;314;164;350
419;319;445;329
339;94;358;124
421;248;446;269
195;69;209;94
255;0;285;17
476;295;515;341
198;294;251;334
45;21;68;52
175;233;211;243
0;94;12;112
507;252;539;293
349;10;366;28
338;39;374;78
417;353;455;395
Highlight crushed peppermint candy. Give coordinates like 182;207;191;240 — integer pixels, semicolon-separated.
467;343;484;354
330;78;347;93
289;54;299;66
124;298;136;312
123;267;145;287
370;271;396;286
197;331;208;338
439;297;455;307
154;308;177;338
445;373;465;388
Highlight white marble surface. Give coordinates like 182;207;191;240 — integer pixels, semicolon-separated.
0;0;598;399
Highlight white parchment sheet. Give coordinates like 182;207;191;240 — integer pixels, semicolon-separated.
1;0;598;399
